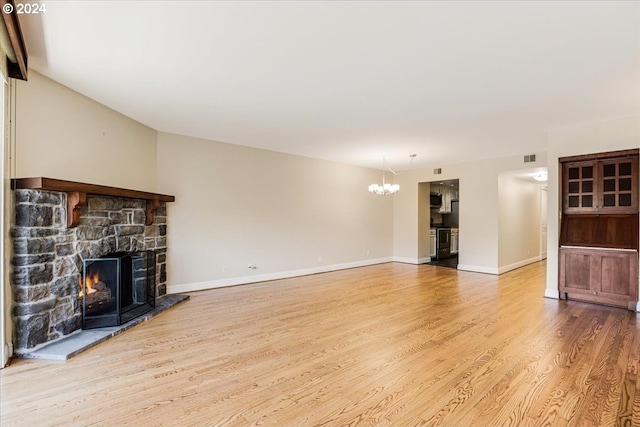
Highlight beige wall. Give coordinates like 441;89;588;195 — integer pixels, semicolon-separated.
15;71;157;192
545;115;640;301
393;177;419;263
498;174;542;270
417;182;431;261
156;132;394;292
393;152;547;273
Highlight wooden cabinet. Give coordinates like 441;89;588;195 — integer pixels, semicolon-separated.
559;149;639;310
429;230;436;258
560;214;638;250
560;248;638;309
564;155;638;214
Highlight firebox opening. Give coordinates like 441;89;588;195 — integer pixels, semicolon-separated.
81;251;156;329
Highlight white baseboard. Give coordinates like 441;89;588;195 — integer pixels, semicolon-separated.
391;257;431;264
392;256;418;264
457;264;499;275
634;301;640;312
458;256;542;276
497;256;541;274
544;288;560;299
168;257;394;294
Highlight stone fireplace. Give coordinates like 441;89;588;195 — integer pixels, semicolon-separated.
10;178;175;355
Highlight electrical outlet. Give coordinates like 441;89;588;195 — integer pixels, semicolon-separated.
366;249;371;257
222;265;228;273
318;256;323;263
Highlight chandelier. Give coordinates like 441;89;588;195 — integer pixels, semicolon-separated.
533;171;548;182
368;171;399;195
368;154;414;195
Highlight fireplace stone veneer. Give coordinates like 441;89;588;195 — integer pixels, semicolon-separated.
11;182;173;354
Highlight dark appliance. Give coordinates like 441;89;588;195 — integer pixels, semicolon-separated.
82;251;156;329
430;193;442;207
436;227;451;260
449;200;459;227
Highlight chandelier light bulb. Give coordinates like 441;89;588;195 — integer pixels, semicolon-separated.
368;183;400;195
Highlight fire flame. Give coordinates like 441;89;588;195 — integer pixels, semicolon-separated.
79;271;100;297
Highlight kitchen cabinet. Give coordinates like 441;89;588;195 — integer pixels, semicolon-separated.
439;189;452;213
429;229;436;258
559;247;637;309
563;155;638;214
451;228;459;254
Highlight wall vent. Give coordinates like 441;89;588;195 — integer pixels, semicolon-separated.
524;154;537;163
433;168;442;175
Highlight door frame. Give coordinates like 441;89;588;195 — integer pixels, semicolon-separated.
1;76;8;367
540;186;548;260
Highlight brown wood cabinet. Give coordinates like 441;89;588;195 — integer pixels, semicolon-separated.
559;149;639;310
559;214;638;250
560;248;638;309
563;155;638;214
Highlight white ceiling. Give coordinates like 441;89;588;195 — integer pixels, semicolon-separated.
20;1;640;171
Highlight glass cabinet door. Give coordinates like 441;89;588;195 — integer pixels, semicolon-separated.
598;157;638;213
564;157;638;214
564;161;598;212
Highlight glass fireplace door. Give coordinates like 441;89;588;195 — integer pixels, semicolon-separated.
82;251;156;329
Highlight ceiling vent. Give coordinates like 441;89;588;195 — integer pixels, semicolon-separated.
524;154;537;163
433;168;442;175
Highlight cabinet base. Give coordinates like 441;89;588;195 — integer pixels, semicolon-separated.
563;292;636;311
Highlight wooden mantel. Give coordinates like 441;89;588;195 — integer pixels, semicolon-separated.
12;177;175;228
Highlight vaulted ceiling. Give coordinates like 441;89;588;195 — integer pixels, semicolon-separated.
19;1;640;170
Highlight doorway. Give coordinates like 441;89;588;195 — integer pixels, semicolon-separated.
540;187;548;260
426;179;459;269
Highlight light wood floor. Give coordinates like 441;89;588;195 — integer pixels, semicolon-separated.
2;261;639;426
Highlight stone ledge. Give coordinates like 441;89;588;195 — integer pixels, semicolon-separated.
15;294;189;360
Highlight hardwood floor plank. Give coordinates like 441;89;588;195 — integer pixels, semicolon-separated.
614;332;638;426
2;261;640;426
